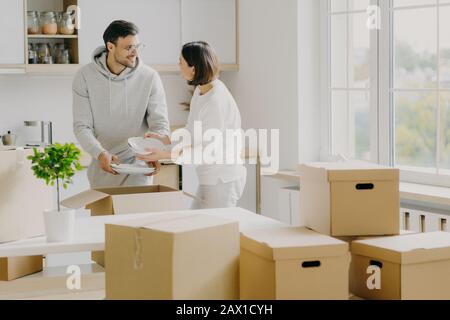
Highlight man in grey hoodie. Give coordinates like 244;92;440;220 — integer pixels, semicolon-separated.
73;20;170;187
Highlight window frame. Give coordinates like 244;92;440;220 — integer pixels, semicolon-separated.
322;0;450;188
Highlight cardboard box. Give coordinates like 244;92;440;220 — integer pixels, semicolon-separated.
0;149;52;243
0;256;43;281
350;232;450;300
299;161;400;236
105;212;240;300
61;185;192;266
240;226;350;300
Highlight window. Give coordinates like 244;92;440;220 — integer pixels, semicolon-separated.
327;0;378;162
325;0;450;187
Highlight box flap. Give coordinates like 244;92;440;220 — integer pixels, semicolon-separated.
299;161;398;182
60;189;110;209
240;227;349;261
94;185;177;196
111;191;190;214
107;212;238;234
143;214;238;234
351;232;450;264
106;211;196;228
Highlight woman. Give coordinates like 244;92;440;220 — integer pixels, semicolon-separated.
137;41;246;209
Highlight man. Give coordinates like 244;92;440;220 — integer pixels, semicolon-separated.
73;20;170;187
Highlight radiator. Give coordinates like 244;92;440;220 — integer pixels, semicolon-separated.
400;208;449;233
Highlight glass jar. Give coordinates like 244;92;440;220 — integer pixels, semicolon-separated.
61;49;70;64
41;11;57;35
37;43;53;64
53;43;65;63
28;43;38;64
58;12;75;35
27;11;40;34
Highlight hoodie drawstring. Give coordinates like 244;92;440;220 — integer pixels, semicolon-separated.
125;77;128;116
109;76;112;116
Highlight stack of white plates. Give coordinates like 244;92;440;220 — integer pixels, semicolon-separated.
127;137;168;155
111;163;155;175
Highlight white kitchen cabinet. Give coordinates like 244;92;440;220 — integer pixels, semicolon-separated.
181;0;237;65
0;0;25;65
78;0;181;65
278;186;303;226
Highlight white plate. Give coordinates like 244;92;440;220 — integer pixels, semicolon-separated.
128;137;167;155
111;163;155;175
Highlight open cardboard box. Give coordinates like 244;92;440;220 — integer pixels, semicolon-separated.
60;185;193;266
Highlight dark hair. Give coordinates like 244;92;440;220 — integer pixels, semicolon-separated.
103;20;139;48
181;41;219;86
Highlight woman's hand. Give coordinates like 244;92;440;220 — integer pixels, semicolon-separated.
144;132;171;145
145;161;161;177
136;148;171;163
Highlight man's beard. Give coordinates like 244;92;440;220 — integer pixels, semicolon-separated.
115;54;136;68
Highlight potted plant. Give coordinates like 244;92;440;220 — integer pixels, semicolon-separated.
28;143;83;242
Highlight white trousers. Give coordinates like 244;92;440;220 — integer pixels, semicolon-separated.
191;175;247;209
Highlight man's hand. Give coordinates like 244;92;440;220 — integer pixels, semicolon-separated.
98;151;120;175
144;132;171;145
145;161;161;177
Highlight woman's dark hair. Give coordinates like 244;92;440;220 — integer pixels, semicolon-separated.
181;41;220;86
103;20;139;47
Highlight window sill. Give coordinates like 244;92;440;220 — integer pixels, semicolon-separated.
400;182;450;207
263;171;450;207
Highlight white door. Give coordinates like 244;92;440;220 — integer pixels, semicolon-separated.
0;0;25;64
78;0;181;65
181;0;237;65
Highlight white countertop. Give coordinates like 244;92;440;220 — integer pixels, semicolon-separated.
0;208;285;258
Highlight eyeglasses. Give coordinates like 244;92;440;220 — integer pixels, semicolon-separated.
122;43;146;53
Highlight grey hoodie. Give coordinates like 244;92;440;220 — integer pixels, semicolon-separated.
72;46;170;187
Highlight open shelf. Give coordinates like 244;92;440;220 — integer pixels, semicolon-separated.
27;34;78;39
25;0;79;70
26;64;80;75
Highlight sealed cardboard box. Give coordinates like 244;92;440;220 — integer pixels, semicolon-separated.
0;256;43;281
0;149;52;243
105;212;239;300
240;226;350;300
299;161;400;236
350;232;450;300
61;185;192;266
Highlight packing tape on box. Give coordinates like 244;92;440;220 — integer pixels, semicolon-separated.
134;228;143;270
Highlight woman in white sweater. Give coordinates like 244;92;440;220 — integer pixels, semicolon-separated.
137;41;246;209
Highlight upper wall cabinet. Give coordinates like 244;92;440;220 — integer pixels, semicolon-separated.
78;0;181;66
181;0;237;67
0;0;25;66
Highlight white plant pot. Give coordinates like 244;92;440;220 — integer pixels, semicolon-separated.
43;209;76;242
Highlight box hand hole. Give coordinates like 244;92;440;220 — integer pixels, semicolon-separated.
369;260;383;269
355;183;374;190
301;261;321;268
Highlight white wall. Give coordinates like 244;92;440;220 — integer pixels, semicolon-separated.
298;0;322;163
220;0;299;171
220;0;321;217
